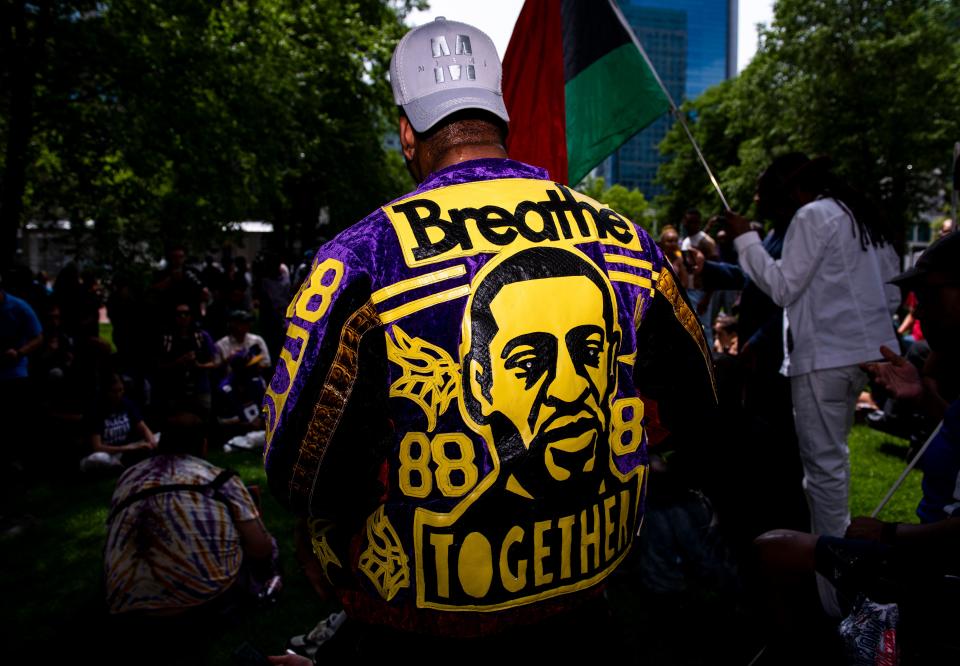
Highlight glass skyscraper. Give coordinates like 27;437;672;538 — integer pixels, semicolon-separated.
596;0;737;197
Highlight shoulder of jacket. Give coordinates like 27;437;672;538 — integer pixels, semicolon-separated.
797;198;846;225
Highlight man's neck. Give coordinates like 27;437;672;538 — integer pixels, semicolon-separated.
431;143;507;173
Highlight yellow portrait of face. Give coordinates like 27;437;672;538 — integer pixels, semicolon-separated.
470;275;611;482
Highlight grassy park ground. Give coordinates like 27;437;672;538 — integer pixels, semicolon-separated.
2;425;921;664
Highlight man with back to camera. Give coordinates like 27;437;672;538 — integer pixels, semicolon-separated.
104;412;279;663
726;155;900;619
263;17;716;660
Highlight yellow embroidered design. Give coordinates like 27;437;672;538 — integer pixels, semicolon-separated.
384;179;643;268
632;291;646;329
371;264;467;305
603;253;654;272
608;270;654;292
386;325;460;432
308;519;342;581
358;506;410;601
263;322;310;450
378;285;471;324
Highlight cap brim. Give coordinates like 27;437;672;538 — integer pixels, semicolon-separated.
403;87;509;133
888;267;923;287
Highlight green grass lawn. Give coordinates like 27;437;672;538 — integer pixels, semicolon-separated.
849;424;922;523
2;425;923;663
2;449;338;664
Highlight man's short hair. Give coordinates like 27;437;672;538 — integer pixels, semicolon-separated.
401;107;507;169
227;309;255;323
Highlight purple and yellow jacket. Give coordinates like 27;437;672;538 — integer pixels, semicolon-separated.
263;159;714;635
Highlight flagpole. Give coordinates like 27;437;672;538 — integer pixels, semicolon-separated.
871;420;943;518
952;141;959;226
608;0;731;211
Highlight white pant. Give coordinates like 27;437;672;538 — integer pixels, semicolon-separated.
790;365;865;536
791;365;865;616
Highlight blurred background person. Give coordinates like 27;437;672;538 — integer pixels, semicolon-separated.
680;208;720;349
727;154;900;616
79;373;156;473
154;302;217;420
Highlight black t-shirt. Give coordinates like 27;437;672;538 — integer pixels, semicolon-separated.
87;398;143;447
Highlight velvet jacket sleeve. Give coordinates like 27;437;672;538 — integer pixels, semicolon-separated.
634;245;718;445
262;239;391;524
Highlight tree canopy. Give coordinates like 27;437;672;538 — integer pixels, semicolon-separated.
1;0;420;270
577;177;652;232
655;0;960;237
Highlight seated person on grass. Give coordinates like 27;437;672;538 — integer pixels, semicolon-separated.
214;309;271;376
104;412;279;623
215;343;267;444
79;373;156;472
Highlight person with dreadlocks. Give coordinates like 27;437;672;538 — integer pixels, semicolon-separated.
726;154;901;616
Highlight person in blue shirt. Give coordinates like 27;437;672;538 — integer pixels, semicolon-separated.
0;270;43;491
0;274;43;382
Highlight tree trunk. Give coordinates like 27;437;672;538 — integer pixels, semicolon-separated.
0;1;49;272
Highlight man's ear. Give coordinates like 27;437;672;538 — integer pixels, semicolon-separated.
398;115;417;162
468;358;494;418
607;331;622;379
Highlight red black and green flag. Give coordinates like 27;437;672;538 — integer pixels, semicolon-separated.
502;0;672;185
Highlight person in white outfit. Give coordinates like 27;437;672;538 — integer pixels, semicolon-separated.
726;154;901;614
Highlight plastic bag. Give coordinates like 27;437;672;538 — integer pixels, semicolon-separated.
839;595;899;666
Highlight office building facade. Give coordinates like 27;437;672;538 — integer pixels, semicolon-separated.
596;0;737;197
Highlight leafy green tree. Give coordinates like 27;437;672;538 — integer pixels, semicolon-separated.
655;80;754;227
1;0;421;270
656;0;960;236
578;177;651;232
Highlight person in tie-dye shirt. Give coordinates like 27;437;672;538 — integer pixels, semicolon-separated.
104;413;277;617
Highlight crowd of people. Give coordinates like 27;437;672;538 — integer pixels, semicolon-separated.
654;161;958;662
4;15;960;666
0;244;316;477
1;244;310;661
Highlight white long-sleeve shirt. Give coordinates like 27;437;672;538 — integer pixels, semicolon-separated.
734;197;900;376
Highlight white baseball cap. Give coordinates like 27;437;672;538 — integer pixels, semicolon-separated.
390;17;509;133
